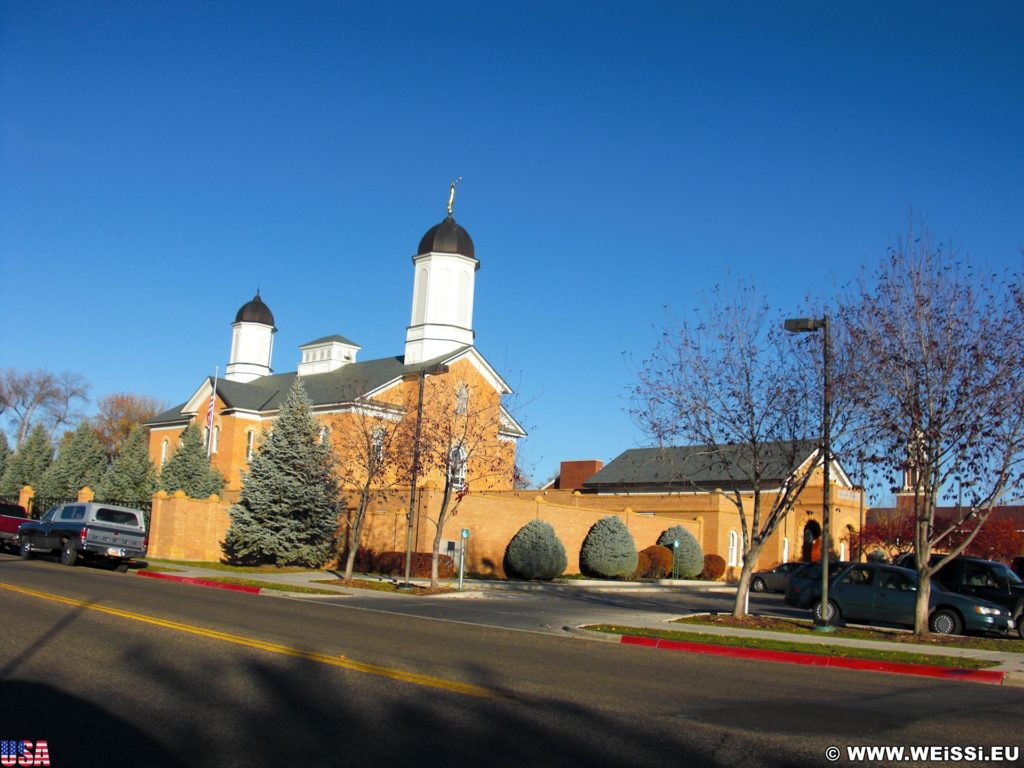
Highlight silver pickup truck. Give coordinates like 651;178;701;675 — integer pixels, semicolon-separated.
19;502;148;567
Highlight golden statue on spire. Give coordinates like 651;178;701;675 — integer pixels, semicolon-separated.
447;176;462;217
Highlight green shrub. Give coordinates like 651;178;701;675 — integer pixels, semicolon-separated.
372;551;454;579
580;516;638;579
657;525;704;578
638;545;674;578
700;554;726;580
503;519;568;580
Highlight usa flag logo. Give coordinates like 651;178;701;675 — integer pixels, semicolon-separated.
0;740;50;767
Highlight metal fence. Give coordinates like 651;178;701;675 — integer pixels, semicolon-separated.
18;496;154;525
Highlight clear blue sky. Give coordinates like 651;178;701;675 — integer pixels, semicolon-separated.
2;1;1021;486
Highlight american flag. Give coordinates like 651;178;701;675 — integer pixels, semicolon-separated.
0;740;25;759
205;389;216;433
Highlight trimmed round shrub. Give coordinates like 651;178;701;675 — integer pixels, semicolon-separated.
657;525;704;578
580;516;638;579
503;519;568;581
700;554;726;581
639;545;674;578
631;549;652;580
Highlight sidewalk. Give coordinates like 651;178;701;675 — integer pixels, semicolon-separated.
134;561;1024;686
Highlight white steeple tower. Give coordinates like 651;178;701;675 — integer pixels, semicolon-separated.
225;292;276;382
404;182;479;365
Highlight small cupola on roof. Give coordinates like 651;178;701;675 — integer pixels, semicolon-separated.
405;179;479;365
298;335;361;377
226;291;276;383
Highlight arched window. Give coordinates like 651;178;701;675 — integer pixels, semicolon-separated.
448;444;467;490
161;439;169;465
371;426;385;468
245;430;255;462
727;530;739;567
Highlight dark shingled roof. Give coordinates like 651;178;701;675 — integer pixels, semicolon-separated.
302;334;359;347
583;441;820;492
145;348;470;426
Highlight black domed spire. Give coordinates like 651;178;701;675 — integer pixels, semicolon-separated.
234;291;275;327
417;215;476;261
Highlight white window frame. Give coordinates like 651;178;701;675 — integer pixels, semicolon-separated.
448;444;467;490
727;530;739;567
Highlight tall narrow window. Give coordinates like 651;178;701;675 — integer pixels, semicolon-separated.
211;426;220;454
371;426;385;469
319;426;330;445
161;439;169;465
782;536;790;563
455;383;469;415
727;530;739;567
246;430;255;462
448;444;467;490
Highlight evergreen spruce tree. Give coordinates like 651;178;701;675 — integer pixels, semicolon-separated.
158;422;225;498
224;381;339;567
657;525;705;578
0;433;10;486
38;422;108;498
0;424;53;498
579;516;638;579
97;425;157;501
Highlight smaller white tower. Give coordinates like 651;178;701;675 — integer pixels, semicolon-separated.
404;207;479;365
225;292;276;383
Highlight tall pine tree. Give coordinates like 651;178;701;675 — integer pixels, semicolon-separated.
0;433;10;485
224;380;339;567
38;422;108;498
0;424;53;498
97;425;157;501
158;422;225;498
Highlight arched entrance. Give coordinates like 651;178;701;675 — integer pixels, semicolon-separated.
802;520;821;562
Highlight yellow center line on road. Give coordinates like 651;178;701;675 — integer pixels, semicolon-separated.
0;581;498;700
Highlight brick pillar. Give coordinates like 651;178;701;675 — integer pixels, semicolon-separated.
18;485;34;515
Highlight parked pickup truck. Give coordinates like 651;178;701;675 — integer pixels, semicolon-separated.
0;502;30;552
19;502;148;567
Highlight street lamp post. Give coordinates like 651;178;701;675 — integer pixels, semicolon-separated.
784;315;834;632
401;363;449;588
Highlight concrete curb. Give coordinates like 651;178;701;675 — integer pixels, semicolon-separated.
562;625;1006;685
138;569;261;594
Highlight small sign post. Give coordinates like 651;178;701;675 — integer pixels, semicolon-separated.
459;528;470;590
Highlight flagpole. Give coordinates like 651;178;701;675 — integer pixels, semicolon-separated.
207;366;219;457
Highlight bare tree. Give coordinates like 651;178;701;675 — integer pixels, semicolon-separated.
331;401;408;579
410;373;517;587
93;392;165;458
631;283;823;617
841;226;1024;635
0;369;90;448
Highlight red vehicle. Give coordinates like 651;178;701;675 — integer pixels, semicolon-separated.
0;502;30;553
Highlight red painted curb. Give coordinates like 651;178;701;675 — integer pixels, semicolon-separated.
138;570;262;594
619;635;1005;685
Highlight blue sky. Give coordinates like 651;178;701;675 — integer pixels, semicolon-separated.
2;1;1021;487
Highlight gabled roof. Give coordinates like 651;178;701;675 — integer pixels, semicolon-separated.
583;441;824;493
301;334;359;347
144;347;522;433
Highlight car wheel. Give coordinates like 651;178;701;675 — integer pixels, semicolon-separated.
751;577;767;593
19;538;33;560
929;608;962;636
812;599;840;625
60;540;78;567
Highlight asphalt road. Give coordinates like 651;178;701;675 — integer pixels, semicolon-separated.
2;554;1022;768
